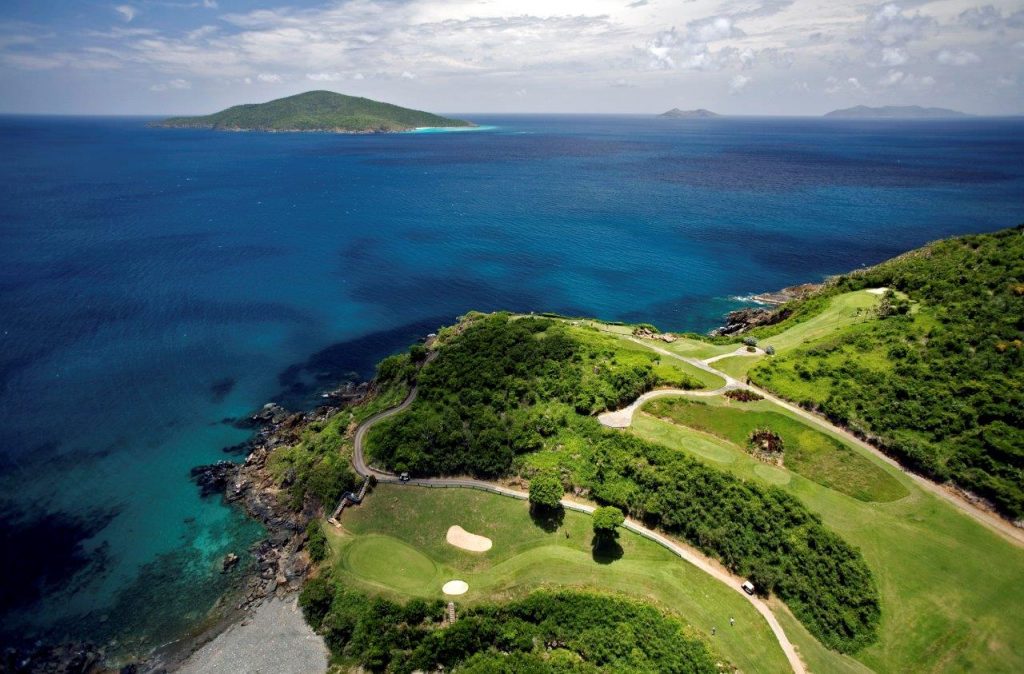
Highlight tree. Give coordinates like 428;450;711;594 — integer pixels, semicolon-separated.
529;470;564;509
592;506;624;538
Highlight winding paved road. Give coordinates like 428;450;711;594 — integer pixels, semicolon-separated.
348;364;807;674
612;336;1024;548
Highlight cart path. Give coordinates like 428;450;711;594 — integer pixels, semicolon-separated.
349;365;807;674
610;336;1024;548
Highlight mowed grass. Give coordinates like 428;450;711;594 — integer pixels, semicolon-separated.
327;484;791;674
565;324;726;390
643;396;907;502
755;290;882;354
709;354;763;381
630;406;1024;673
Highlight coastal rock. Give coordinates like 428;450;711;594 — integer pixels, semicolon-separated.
221;553;240;573
190;461;239;499
2;643;105;674
711;306;791;337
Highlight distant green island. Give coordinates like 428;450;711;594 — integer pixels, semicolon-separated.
824;105;969;119
154;90;474;133
659;107;720;118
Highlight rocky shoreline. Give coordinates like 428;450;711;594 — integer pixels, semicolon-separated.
710;283;821;336
4;381;368;674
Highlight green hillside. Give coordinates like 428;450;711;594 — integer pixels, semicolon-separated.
156;90;472;132
751;225;1024;519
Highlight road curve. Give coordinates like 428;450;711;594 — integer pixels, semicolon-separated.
348;366;807;674
621;337;1024;548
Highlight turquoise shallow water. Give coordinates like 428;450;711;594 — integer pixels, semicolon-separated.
0;113;1022;655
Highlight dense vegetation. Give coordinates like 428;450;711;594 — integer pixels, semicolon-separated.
299;581;719;673
365;312;880;651
539;416;880;653
752;226;1024;518
528;470;565;509
266;352;416;509
368;314;702;477
157;90;472;132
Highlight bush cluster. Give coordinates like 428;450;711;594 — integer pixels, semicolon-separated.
575;423;879;653
299;581;719;673
754;225;1024;518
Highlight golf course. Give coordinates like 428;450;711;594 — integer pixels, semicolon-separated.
283;228;1024;673
324;484;791;673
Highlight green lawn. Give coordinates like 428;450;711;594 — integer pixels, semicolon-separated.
643;396;907;502
327;485;791;674
709;354;763;381
630;407;1024;673
565;324;726;390
754;290;882;354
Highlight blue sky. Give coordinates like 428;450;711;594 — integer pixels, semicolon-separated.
1;0;1022;115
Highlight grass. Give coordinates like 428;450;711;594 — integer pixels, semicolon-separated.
709;354;763;381
567;325;725;390
755;290;882;354
643;396;907;502
327;484;792;674
630;404;1024;673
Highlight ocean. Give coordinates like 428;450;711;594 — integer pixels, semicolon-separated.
1;113;1022;658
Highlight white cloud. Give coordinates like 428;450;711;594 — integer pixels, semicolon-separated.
879;69;903;86
958;5;1002;31
881;47;907;66
729;73;751;93
400;70;416;79
114;5;136;23
936;48;981;66
645;16;744;71
353;72;364;80
864;3;935;47
257;72;281;82
150;77;190;91
306;72;342;81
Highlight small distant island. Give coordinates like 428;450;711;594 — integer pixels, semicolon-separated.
154;90;474;133
659;108;720;118
824;105;969;119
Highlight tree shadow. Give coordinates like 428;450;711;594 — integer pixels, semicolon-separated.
529;504;565;533
591;535;624;564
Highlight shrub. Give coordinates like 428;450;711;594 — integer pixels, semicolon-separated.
528;470;564;509
592;506;624;537
306;520;328;563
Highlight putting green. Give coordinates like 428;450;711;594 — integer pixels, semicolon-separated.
328;485;792;674
343;534;439;593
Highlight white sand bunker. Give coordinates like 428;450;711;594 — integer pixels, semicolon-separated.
866;287;889;295
446;525;493;552
442;580;469;595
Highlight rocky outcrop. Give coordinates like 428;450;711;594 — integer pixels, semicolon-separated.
1;643;106;674
710;306;792;337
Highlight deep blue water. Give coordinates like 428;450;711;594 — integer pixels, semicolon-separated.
1;114;1022;657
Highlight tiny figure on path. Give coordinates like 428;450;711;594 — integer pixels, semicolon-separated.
730;617;735;626
711;627;716;636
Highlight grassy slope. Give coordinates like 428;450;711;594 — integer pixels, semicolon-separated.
748;227;1024;519
565;324;726;390
160;90;471;131
328;485;791;674
643;396;907;502
630;402;1024;673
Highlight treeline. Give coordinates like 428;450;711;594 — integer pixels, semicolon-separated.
565;418;880;653
754;225;1024;518
299;581;719;673
369;314;680;476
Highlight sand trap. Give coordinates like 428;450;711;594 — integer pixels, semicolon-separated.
866;287;889;295
442;580;469;595
446;525;493;552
